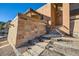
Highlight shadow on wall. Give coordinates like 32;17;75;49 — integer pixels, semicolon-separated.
70;19;75;36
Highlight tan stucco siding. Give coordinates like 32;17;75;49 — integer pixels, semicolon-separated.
37;4;51;17
51;4;57;27
59;3;70;35
8;16;18;46
37;3;62;27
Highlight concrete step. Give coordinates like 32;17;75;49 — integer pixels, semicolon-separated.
52;41;79;56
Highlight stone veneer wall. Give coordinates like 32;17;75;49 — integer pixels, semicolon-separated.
16;15;46;47
8;5;50;47
8;15;46;48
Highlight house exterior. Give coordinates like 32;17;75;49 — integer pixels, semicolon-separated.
8;3;79;48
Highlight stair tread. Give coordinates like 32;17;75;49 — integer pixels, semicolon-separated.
40;49;64;56
18;39;50;56
27;49;39;56
53;41;79;50
22;51;31;56
30;45;44;54
21;45;44;56
51;37;79;42
51;41;79;56
36;40;50;47
42;34;61;38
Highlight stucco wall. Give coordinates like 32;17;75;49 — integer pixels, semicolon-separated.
8;16;18;47
36;3;51;27
37;3;51;17
59;3;70;35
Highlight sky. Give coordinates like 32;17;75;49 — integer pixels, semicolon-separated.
0;3;46;22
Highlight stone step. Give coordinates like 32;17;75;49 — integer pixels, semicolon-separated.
36;40;50;49
18;39;50;56
28;49;40;56
21;45;44;56
39;41;65;56
52;41;79;56
40;49;64;56
26;40;50;56
42;34;62;38
26;45;44;56
51;37;79;42
22;51;31;56
21;44;45;56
